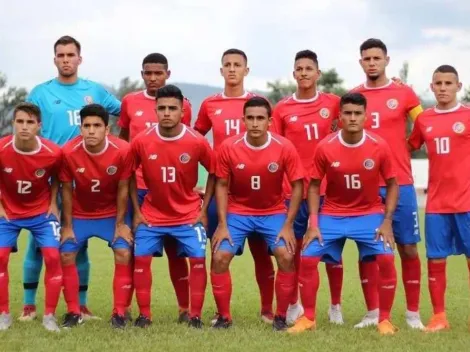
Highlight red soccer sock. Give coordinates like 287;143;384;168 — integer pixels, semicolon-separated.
428;260;446;315
62;263;80;314
210;271;232;320
189;258;207;318
113;263;133;316
325;259;343;305
248;237;274;313
165;238;190;311
289;238;303;305
41;248;62;315
299;257;321;321
376;254;397;322
359;259;379;311
0;248;11;314
134;256;153;318
275;270;296;318
401;255;421;312
126;259;134;309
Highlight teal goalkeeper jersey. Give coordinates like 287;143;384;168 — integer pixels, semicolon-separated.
27;78;121;146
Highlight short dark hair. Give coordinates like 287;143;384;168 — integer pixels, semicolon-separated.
243;96;272;117
54;35;81;54
222;48;248;63
434;64;459;79
79;104;109;126
142;53;168;68
360;38;387;55
13;102;41;123
156;84;184;104
340;92;367;110
295;50;318;67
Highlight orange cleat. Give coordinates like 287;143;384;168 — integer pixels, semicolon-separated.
287;316;316;334
377;320;398;335
425;312;450;333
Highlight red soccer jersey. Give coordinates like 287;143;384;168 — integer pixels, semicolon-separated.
0;136;61;219
351;80;421;186
272;92;340;198
60;135;133;219
311;131;396;216
131;124;213;226
118;90;192;190
216;132;304;215
408;104;470;213
194;91;260;149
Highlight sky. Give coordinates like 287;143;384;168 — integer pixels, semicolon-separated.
1;0;470;99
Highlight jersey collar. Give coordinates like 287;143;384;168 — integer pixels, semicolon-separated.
221;91;249;99
363;79;393;90
338;130;366;148
12;136;42;155
292;91;319;103
83;137;109;156
156;124;187;141
434;103;462;114
243;132;272;150
143;90;155;100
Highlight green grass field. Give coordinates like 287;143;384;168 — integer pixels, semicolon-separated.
3;213;470;352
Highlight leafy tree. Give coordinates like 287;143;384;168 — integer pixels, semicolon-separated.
0;72;28;136
462;86;470;104
318;68;347;96
265;80;296;104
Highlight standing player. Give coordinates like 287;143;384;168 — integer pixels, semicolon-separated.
408;65;470;332
272;50;344;325
211;97;304;331
351;38;424;329
22;35;121;321
288;92;399;335
59;104;133;329
118;53;192;322
131;85;213;329
0;103;63;332
194;49;276;323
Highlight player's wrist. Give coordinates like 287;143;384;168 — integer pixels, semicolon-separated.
308;213;318;228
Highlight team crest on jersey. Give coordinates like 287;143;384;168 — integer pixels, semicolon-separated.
107;166;118;175
35;169;46;178
386;99;398;110
268;162;279;173
84;96;93;105
363;159;375;170
319;108;330;119
453;122;465;134
179;153;191;164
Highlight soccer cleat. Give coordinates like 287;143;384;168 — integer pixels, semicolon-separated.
134;314;152;328
18;305;37;322
286;302;304;325
261;311;274;324
425;312;450;333
111;313;127;329
42;314;60;332
178;310;190;324
61;312;83;329
405;310;424;330
210;312;221;326
328;304;344;325
188;316;204;329
211;316;232;329
272;315;289;332
377;319;398;335
354;308;379;328
0;313;12;330
80;306;101;321
287;316;316;334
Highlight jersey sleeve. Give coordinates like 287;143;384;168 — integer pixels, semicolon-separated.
99;85;121;116
408;118;424;151
310;144;327;181
117;95;130;129
199;137;213;173
120;146;134;180
182;98;192;127
283;142;304;182
379;141;396;181
405;87;423;121
271;104;284;135
215;143;231;179
59;153;73;183
193;100;212;135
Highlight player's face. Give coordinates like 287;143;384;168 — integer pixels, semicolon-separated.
220;54;249;87
13;111;40;141
243;106;272;138
141;63;170;95
156;97;183;129
54;44;82;78
359;48;389;81
80;116;109;148
293;58;320;89
430;72;462;105
340;103;366;133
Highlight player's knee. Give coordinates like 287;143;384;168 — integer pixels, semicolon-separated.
60;252;77;266
114;249;132;265
376;254;395;272
42;248;60;266
274;249;294;272
211;251;233;273
397;244;418;259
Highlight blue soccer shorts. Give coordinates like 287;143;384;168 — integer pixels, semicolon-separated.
379;184;421;245
207;197;218;239
302;214;394;263
425;212;470;259
134;222;207;258
0;213;60;249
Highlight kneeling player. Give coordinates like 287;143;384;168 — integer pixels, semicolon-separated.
0;103;63;332
288;93;399;335
131;85;214;329
60;104;133;329
211;96;304;331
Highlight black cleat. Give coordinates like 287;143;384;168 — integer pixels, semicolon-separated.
178;310;190;324
273;315;288;331
134;314;152;328
211;316;232;329
111;313;127;329
188;316;204;329
62;313;82;328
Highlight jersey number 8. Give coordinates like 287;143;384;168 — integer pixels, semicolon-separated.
251;176;260;190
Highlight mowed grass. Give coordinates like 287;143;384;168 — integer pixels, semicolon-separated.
3;212;470;352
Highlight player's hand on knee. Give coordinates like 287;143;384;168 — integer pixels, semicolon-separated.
114;223;134;245
60;226;76;244
192;210;208;230
46;202;60;221
376;219;395;250
276;224;296;255
133;211;149;231
302;227;323;251
212;224;232;253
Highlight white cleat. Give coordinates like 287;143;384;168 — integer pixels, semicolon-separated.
354;309;379;328
328;304;344;325
405;310;424;330
286;302;304;326
42;314;60;332
18;305;37;322
0;312;12;330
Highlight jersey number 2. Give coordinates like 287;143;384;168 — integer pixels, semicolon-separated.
91;179;100;192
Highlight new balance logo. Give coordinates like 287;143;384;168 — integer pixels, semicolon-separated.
214;109;223;115
135;110;144;116
3;168;12;173
122;285;132;289
289;115;298;122
134;269;143;273
236;164;245;169
76;168;85;173
331;161;340;167
148;154;158;160
426;126;433;132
